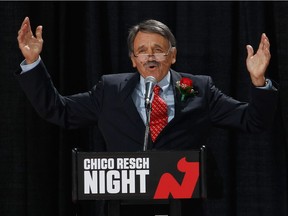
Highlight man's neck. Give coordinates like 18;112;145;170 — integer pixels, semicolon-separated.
139;71;171;94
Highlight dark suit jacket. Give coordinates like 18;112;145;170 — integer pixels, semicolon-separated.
16;60;278;152
16;61;278;209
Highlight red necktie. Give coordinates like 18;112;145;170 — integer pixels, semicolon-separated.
150;85;168;142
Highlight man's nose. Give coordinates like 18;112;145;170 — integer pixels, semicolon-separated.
147;54;156;60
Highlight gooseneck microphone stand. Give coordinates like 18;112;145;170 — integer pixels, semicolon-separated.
143;76;156;151
143;102;152;151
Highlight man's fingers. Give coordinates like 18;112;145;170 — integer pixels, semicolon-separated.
262;34;270;51
24;17;32;34
20;17;28;30
262;33;269;42
259;33;270;52
35;26;43;41
246;45;254;59
17;25;26;46
18;22;27;37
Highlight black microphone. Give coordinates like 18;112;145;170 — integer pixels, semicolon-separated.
144;76;157;108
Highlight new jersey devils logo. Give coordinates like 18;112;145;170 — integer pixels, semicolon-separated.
154;157;199;199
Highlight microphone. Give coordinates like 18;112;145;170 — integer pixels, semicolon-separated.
144;76;157;108
143;76;157;151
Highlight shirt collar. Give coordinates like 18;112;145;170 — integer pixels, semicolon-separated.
139;71;171;95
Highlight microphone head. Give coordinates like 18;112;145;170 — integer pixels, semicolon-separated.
144;76;157;85
144;76;157;108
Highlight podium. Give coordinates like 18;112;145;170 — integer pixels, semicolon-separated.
72;146;207;216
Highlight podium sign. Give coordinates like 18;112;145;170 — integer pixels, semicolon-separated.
72;148;206;201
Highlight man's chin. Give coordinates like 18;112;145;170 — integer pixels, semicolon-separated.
145;72;160;80
139;68;166;81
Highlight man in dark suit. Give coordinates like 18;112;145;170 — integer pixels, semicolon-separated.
16;17;277;215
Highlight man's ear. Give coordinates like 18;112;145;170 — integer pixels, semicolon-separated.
130;55;137;68
171;47;177;64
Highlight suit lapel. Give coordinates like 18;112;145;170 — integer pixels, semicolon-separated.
170;70;185;117
118;73;146;144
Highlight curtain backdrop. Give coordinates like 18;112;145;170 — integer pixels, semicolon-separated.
0;1;287;216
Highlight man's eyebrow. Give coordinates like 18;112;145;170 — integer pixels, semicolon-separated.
136;44;164;50
153;44;164;49
136;45;146;50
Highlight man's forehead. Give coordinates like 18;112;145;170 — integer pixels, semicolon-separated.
135;31;166;39
133;32;169;47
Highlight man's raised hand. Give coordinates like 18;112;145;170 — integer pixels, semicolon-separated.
17;17;43;64
246;33;271;87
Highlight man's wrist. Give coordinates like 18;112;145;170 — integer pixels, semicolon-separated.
20;56;41;73
252;76;266;87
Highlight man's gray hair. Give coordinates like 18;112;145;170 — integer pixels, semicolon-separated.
127;19;176;56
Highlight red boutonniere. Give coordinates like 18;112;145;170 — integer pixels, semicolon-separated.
176;77;198;101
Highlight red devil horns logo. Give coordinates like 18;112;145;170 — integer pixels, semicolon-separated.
154;157;199;199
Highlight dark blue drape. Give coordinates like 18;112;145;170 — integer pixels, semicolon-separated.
0;1;287;216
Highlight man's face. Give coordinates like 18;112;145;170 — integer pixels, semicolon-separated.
130;31;177;82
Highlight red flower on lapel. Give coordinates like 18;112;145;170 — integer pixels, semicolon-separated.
176;77;198;102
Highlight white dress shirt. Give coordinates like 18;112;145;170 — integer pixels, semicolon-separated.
132;72;175;125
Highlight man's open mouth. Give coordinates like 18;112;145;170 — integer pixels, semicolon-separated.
145;61;159;70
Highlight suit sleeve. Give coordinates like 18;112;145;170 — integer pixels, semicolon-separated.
15;60;102;129
207;76;278;133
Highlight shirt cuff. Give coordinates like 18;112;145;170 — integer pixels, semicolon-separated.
256;79;273;90
20;56;41;74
